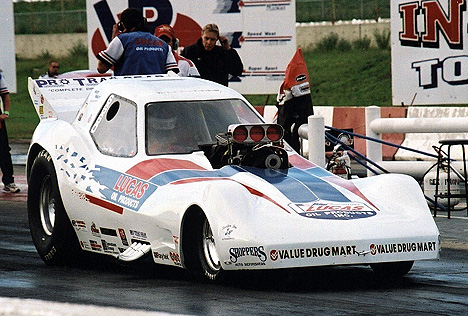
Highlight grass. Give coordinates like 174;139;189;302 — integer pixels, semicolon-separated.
8;46;391;140
244;48;391;107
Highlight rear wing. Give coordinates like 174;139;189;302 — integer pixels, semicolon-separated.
28;77;107;123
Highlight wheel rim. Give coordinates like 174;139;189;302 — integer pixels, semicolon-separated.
39;175;55;236
202;219;221;272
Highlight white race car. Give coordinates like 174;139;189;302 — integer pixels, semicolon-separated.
27;75;439;281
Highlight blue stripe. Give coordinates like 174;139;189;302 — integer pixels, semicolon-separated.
241;166;350;203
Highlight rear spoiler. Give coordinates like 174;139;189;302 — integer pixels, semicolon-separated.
28;76;108;123
28;74;170;123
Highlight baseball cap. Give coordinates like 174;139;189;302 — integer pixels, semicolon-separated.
155;24;176;40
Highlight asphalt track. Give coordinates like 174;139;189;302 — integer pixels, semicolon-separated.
1;166;468;315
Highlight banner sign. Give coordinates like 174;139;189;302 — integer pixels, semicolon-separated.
86;0;296;94
391;0;468;105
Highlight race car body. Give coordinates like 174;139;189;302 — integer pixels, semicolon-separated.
27;75;439;281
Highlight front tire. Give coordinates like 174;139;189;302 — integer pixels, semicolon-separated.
28;150;81;266
371;261;414;278
183;209;222;282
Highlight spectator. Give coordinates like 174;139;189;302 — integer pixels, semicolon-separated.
96;8;179;76
39;60;60;79
0;72;20;193
181;23;243;86
154;24;200;77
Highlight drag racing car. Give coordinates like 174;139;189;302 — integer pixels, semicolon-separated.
27;75;440;281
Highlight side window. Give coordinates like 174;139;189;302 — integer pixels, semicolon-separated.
90;94;137;157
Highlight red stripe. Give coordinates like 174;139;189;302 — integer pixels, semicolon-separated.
126;158;206;180
240;184;290;214
86;194;123;214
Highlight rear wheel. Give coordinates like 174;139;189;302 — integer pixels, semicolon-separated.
371;261;414;278
28;150;82;266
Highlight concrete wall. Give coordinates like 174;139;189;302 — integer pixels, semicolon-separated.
15;20;391;58
296;20;390;51
16;33;87;59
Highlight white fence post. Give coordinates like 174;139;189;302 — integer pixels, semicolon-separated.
365;106;382;177
307;115;326;167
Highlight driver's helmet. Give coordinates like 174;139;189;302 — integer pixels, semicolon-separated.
149;107;177;131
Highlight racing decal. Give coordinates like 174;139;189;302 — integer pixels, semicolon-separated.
90;222;101;237
170;252;182;266
289;201;377;220
130;230;147;240
221;224;237;240
370;241;438;255
91;166;158;212
154;252;170;261
102;240;119;254
80;241;91;250
270;245;358;261
90;240;103;252
229;246;267;266
100;227;118;237
118;228;129;246
71;220;87;232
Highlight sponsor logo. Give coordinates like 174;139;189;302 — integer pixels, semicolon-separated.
72;220;87;231
130;230;147;240
229;246;267;263
222;224;237;240
370;241;438;255
100;227;117;237
90;240;102;252
290;202;376;220
270;245;358;261
110;174;150;209
102;240;118;254
91;222;101;237
170;252;181;266
154;252;170;261
118;228;129;246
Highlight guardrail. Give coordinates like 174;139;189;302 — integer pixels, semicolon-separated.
299;106;468;178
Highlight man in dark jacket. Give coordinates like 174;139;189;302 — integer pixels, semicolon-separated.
181;23;243;86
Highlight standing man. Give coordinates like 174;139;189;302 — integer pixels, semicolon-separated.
96;8;179;76
155;24;200;77
181;23;243;86
39;60;60;79
0;72;20;193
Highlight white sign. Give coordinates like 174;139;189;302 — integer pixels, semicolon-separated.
0;1;17;93
391;0;468;105
86;0;296;94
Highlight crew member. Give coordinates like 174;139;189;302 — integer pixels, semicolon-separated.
96;8;179;76
181;23;243;86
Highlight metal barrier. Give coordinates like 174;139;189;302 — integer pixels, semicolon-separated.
299;106;468;178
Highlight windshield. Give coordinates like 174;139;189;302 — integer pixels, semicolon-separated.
146;99;263;155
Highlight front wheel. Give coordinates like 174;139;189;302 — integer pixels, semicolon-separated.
28;150;82;266
183;210;223;282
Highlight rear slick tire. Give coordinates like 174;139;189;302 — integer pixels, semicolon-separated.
28;150;81;266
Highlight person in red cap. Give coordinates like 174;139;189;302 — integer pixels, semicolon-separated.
155;24;200;77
